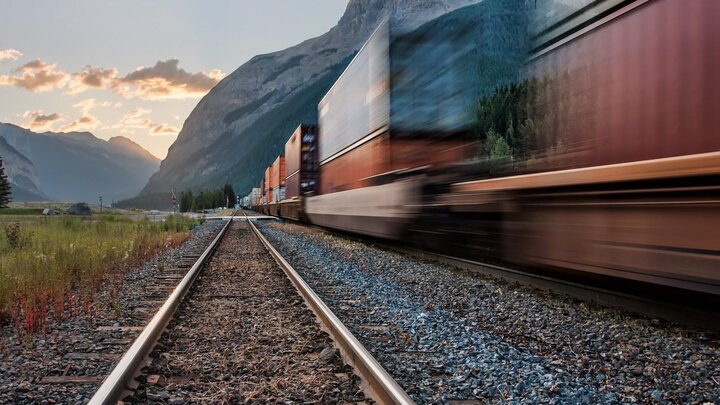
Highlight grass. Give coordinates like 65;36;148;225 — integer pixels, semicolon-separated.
0;208;44;216
0;213;200;336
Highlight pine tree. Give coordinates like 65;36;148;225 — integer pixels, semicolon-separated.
223;183;236;208
179;191;188;213
0;157;12;208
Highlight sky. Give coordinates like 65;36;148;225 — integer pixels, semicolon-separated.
0;0;348;159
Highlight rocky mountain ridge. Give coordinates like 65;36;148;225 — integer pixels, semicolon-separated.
0;136;46;201
0;123;160;202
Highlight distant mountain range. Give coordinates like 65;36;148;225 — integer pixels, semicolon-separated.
0;123;160;202
128;0;482;208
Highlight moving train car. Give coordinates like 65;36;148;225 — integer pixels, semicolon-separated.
250;0;720;296
305;20;491;238
278;124;319;221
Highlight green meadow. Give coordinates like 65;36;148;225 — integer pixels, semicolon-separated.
0;213;199;336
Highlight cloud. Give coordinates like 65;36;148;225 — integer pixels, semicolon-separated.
0;56;222;100
58;115;101;132
113;59;224;100
20;110;63;131
113;108;179;136
52;97;123;131
115;108;153;128
74;98;98;115
66;66;118;95
0;49;22;63
18;60;48;71
73;98;115;115
0;59;69;92
149;123;180;135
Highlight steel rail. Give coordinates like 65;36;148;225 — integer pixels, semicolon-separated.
247;219;414;405
88;216;234;405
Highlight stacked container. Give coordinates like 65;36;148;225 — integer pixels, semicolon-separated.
264;166;273;205
249;187;261;206
316;22;480;194
271;155;286;203
285;124;319;199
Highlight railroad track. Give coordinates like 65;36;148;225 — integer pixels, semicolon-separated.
88;215;412;404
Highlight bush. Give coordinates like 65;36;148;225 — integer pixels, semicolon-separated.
2;222;32;250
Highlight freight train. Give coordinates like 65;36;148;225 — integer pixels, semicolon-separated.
247;0;720;297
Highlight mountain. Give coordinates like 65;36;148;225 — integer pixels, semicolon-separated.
0;136;47;201
107;136;160;163
136;0;481;205
0;123;160;202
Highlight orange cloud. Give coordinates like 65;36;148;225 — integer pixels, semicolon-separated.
20;110;63;131
115;108;153;128
73;98;115;115
56;98;122;132
0;49;22;63
0;59;69;92
58;115;101;132
113;108;179;136
113;59;224;100
66;66;118;95
0;56;222;100
149;123;180;135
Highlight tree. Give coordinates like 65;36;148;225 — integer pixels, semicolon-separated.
485;128;511;159
179;185;235;212
197;188;211;210
179;190;194;213
0;158;11;208
475;78;539;165
223;183;236;208
212;188;223;208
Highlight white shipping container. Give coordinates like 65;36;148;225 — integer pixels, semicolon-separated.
318;23;390;163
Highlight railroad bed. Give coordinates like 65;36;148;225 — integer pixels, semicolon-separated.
256;220;720;404
127;220;367;403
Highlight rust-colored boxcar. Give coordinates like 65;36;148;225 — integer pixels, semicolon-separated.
438;0;720;294
319;134;474;195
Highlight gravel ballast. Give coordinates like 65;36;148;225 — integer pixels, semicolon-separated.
258;221;720;404
0;220;224;405
133;220;366;404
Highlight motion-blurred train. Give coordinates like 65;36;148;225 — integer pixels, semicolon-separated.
247;0;720;297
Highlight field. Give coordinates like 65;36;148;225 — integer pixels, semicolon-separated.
0;212;200;336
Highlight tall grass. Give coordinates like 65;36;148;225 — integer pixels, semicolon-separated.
0;214;199;336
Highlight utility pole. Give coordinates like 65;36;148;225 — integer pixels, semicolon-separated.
99;196;103;213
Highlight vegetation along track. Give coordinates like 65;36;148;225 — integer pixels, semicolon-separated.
0;219;225;405
90;218;411;404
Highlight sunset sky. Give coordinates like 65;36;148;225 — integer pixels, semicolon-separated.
0;0;347;159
